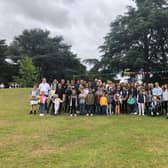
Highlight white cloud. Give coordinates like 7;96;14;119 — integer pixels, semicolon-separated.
0;0;134;61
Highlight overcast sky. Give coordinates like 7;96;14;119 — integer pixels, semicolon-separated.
0;0;134;62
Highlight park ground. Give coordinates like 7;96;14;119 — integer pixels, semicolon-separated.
0;89;168;168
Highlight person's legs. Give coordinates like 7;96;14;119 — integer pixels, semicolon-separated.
138;103;141;115
54;103;60;115
142;103;145;115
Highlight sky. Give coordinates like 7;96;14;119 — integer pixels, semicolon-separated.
0;0;134;63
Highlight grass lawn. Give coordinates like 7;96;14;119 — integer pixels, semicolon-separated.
0;88;168;168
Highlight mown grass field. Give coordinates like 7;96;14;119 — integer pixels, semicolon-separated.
0;88;168;168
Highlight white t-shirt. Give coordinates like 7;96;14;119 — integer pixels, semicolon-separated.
163;90;168;101
39;83;51;95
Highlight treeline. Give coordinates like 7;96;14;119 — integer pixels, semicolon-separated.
0;29;86;87
86;0;168;82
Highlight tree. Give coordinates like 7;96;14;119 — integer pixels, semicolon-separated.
15;56;37;87
0;40;18;85
10;29;86;81
99;0;168;80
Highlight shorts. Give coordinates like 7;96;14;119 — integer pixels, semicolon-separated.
30;100;38;105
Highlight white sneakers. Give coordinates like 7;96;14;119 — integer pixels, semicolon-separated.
39;113;44;117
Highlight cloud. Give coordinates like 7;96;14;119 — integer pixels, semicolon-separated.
0;0;134;61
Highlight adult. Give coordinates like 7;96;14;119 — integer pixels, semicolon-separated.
55;83;65;113
51;79;58;91
152;82;163;99
39;78;51;111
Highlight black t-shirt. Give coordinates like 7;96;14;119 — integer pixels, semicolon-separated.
55;88;65;99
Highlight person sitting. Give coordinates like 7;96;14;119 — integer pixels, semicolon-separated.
150;96;161;116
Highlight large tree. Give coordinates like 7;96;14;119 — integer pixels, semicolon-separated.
0;40;18;85
99;0;168;77
10;29;86;82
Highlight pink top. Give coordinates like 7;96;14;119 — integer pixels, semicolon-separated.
40;95;47;104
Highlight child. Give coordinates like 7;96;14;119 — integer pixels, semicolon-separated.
70;89;78;117
78;90;86;115
146;90;152;115
53;94;63;115
127;94;136;114
106;91;113;115
39;91;47;116
100;92;108;115
47;86;56;115
150;96;161;116
85;89;94;116
114;91;121;115
137;90;146;116
30;84;39;115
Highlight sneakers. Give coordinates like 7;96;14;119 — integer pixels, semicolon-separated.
90;113;93;117
39;113;44;117
86;113;89;117
29;111;33;115
70;114;73;117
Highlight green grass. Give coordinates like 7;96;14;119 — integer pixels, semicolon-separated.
0;89;168;168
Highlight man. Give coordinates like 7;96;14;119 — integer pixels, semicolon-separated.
152;82;163;99
55;83;65;113
39;78;51;112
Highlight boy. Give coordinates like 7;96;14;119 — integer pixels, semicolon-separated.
100;92;108;115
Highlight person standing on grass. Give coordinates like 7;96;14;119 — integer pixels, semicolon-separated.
106;91;113;116
78;89;86;115
30;84;39;115
70;89;78;117
39;78;51;112
100;92;108;115
39;91;47;116
53;94;63;115
137;90;146;116
162;84;168;116
120;86;128;113
85;88;94;116
127;94;136;114
55;83;65;113
114;91;121;115
47;86;56;115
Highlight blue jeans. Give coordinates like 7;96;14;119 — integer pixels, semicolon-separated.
79;104;85;114
101;106;107;115
39;103;45;114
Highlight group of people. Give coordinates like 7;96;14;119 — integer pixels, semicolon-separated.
29;78;168;118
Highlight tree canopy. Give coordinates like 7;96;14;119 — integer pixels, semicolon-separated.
98;0;168;76
0;29;86;84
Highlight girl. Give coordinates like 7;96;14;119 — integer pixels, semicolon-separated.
78;90;86;115
53;94;63;115
39;91;47;116
114;91;121;115
30;84;39;115
47;86;56;114
70;89;78;117
137;90;146;116
127;94;136;114
106;91;113;115
162;84;168;115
